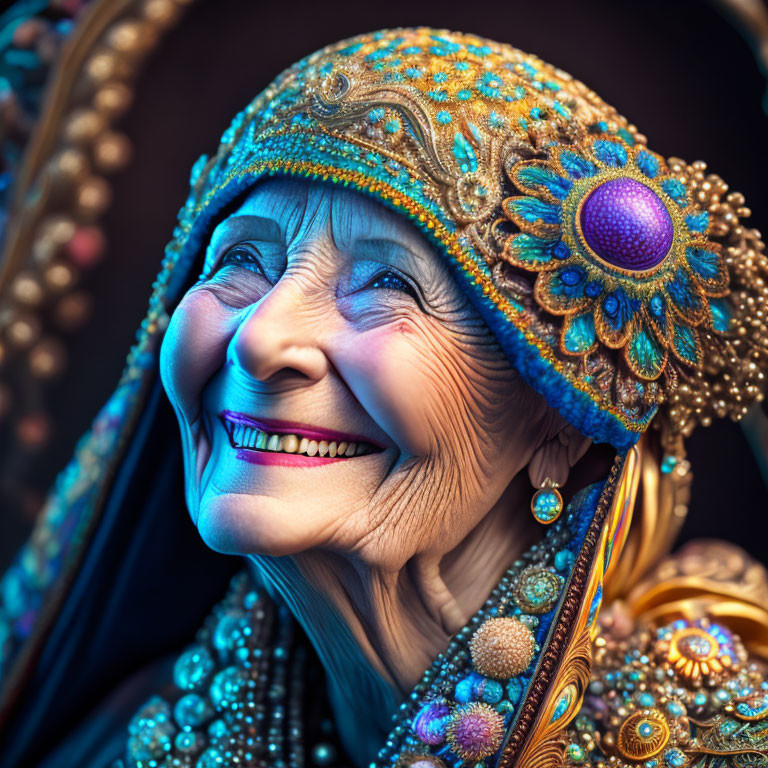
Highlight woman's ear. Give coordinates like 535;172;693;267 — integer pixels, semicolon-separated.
527;418;592;488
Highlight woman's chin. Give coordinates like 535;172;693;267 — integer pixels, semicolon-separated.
195;491;335;557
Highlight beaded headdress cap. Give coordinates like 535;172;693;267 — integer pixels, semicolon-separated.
165;27;768;450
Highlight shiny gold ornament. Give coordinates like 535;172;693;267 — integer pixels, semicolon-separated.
6;315;41;348
143;0;181;27
29;339;66;379
63;109;105;145
616;709;670;761
469;617;535;679
49;148;90;185
44;263;76;292
76;177;112;218
666;626;731;682
93;132;132;172
12;273;44;306
107;20;156;55
93;83;133;118
85;51;120;84
39;216;76;248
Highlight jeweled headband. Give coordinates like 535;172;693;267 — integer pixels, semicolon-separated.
161;27;768;450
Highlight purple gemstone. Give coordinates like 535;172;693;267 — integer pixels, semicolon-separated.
580;177;673;271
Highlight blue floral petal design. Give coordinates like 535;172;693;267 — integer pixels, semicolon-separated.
504;197;561;226
627;321;666;380
667;269;704;322
635;150;661;179
686;246;723;282
535;266;591;314
661;178;688;207
558;151;598;180
562;312;597;354
593;140;628;168
685;212;709;233
594;288;640;347
710;298;732;333
504;233;566;269
647;294;670;343
514;164;572;200
672;323;701;366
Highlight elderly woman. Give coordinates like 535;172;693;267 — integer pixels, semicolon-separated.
1;28;768;768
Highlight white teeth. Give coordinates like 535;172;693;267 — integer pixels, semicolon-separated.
226;420;377;458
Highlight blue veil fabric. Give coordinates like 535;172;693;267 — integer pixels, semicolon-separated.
0;378;239;766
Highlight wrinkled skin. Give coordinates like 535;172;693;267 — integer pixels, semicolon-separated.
160;179;590;763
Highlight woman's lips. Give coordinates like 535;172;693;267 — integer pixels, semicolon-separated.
219;410;383;466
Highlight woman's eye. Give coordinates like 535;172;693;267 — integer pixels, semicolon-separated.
364;270;420;301
216;243;266;275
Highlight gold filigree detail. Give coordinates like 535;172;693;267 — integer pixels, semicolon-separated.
616;709;671;761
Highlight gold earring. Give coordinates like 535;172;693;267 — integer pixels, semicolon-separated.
531;478;563;525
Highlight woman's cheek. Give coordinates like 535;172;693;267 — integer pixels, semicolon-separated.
160;289;240;422
334;321;455;457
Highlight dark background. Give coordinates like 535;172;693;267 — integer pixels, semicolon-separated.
3;0;768;567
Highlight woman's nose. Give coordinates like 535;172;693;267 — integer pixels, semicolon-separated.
229;280;329;386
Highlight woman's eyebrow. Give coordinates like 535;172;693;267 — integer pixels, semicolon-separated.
352;237;424;268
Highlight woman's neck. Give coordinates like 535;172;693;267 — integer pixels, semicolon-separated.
248;476;539;767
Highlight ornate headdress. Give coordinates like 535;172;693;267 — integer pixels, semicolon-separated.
160;27;768;452
2;28;767;767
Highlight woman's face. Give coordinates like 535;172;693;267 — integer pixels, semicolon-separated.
160;179;547;568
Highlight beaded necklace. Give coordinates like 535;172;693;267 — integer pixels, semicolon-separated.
118;482;604;768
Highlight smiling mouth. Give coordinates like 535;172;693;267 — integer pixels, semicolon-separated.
219;411;382;459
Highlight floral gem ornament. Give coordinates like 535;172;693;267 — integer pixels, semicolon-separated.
503;137;728;381
563;615;768;768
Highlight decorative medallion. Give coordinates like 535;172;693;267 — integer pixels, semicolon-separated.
503;137;728;381
655;619;739;685
469;617;536;679
514;566;563;614
616;708;671;761
445;703;505;760
530;480;564;525
729;693;768;722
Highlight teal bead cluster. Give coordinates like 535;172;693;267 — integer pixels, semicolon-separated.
120;574;334;768
114;483;603;768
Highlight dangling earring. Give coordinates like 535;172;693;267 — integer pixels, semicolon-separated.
531;478;563;525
